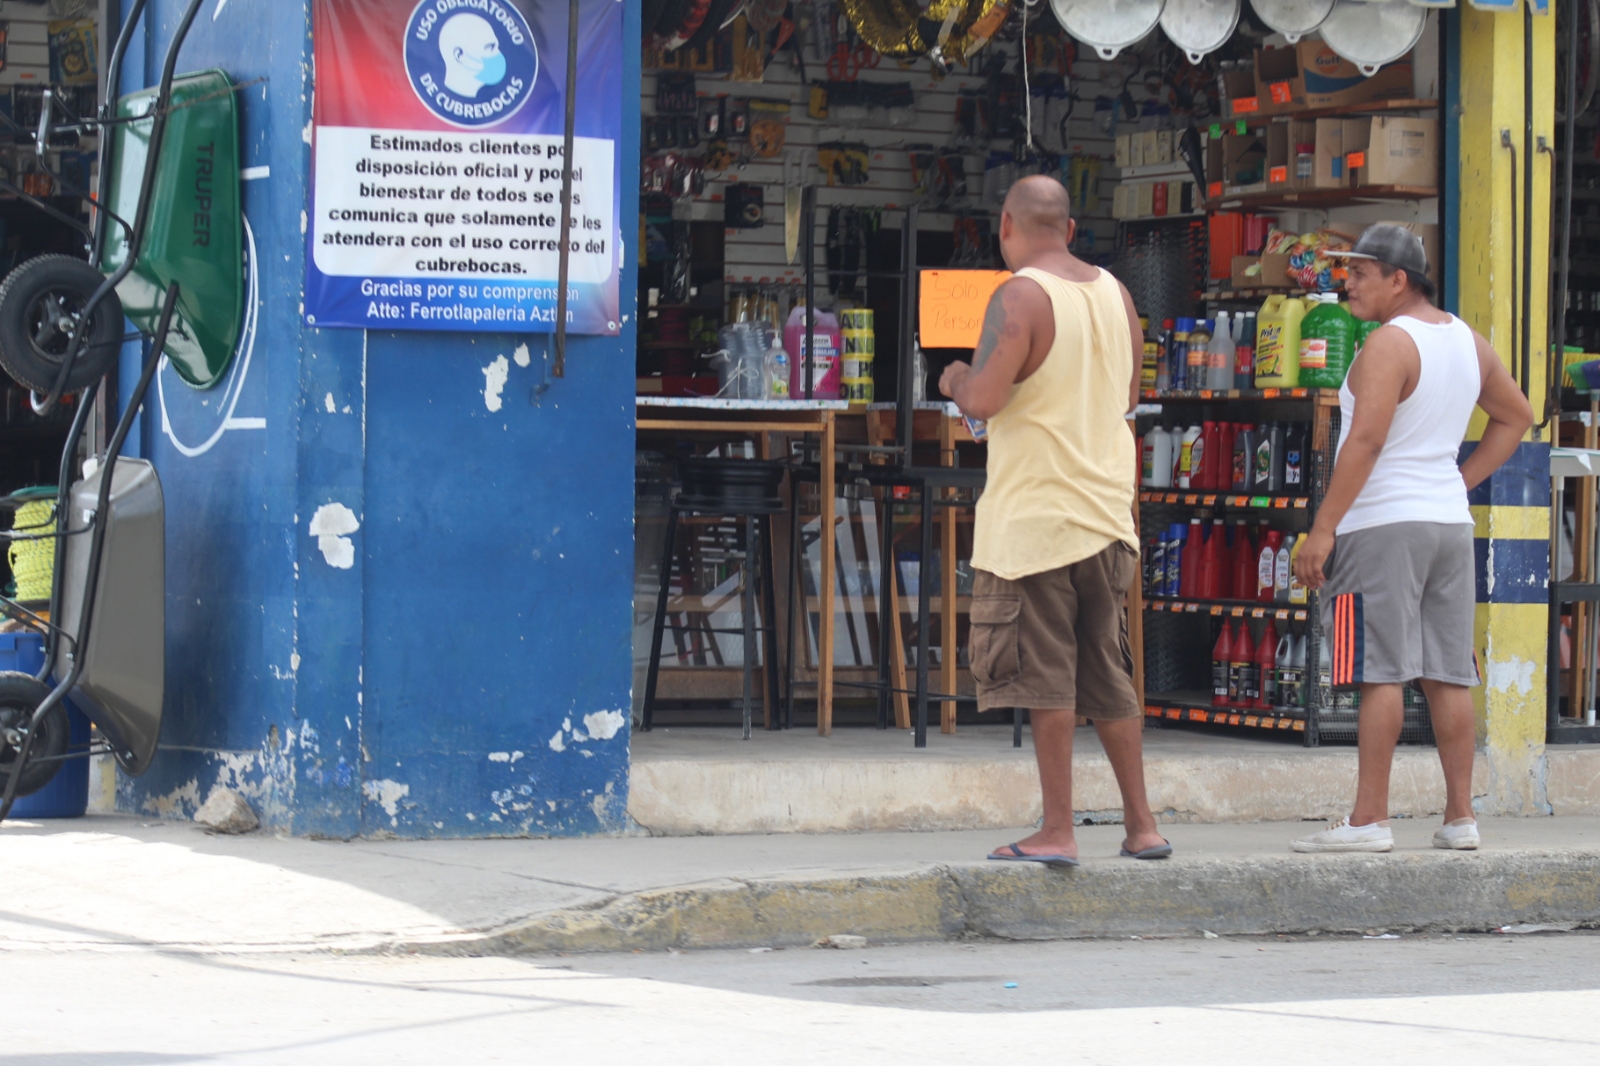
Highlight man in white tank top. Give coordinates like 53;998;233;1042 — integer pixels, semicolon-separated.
1290;225;1533;854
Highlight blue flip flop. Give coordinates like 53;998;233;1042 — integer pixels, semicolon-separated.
988;843;1079;867
1119;838;1173;860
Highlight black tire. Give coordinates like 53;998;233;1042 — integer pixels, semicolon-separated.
0;255;124;395
0;671;67;799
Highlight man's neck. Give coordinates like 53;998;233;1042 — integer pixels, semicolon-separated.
1383;296;1444;324
1011;243;1095;281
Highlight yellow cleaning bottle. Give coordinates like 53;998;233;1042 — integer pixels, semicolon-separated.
1254;294;1306;388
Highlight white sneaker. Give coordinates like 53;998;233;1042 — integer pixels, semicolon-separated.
1433;819;1480;850
1291;816;1394;853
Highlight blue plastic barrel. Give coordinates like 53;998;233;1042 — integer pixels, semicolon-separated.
0;631;89;818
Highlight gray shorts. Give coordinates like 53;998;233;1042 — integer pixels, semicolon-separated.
1321;522;1479;688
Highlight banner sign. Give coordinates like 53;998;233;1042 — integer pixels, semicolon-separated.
308;0;623;335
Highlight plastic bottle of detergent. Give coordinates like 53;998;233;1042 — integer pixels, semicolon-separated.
1296;293;1357;389
784;302;843;399
1253;294;1306;388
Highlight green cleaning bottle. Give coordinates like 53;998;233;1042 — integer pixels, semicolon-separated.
1296;294;1357;390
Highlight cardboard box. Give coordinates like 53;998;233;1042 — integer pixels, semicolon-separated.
1255;46;1306;115
1112;183;1129;219
1156;130;1174;165
1129;132;1146;168
1210;213;1246;280
1300;41;1414;109
1223;64;1260;119
1231;253;1293;289
1222;132;1268;195
1140;131;1159;168
1264;124;1293;189
1313;118;1346;188
1356;117;1437;188
1204;136;1226;202
1169;180;1189;215
1288;120;1317;187
1134;181;1154;218
1114;133;1131;169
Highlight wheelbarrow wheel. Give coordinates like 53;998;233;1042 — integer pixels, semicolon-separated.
0;671;68;798
0;255;125;395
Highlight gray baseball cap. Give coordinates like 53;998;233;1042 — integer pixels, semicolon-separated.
1325;223;1429;276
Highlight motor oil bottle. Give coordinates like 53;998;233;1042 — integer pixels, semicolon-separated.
1187;318;1212;388
1232;521;1257;599
1283;422;1308;493
1257;529;1282;602
1296;293;1357;390
1199;420;1222;489
1178;425;1202;488
1213;620;1234;707
1287;535;1308;604
1230;621;1256;709
1209;311;1236;390
1274;533;1294;603
1253;294;1305;388
1156;318;1176;391
1200;517;1226;599
1142;425;1174;487
1165;524;1186;596
1268;421;1287;492
1232;424;1256;492
1180;517;1204;598
1218;422;1236;489
1147;533;1165;597
1273;629;1295;710
1233;312;1255;391
1171;318;1193;390
1253;421;1275;492
1256;618;1279;710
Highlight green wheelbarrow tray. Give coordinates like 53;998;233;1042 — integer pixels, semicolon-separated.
99;69;243;389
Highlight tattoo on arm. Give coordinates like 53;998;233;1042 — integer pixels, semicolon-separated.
971;287;1024;372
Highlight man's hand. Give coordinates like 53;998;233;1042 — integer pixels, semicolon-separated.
1294;526;1335;591
939;361;971;400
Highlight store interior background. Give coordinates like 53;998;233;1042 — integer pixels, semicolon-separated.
633;1;1448;750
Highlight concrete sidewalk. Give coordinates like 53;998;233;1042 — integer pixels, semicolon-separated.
5;814;1600;956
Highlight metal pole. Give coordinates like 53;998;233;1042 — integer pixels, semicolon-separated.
898;206;918;462
553;0;580;377
913;483;933;748
803;186;816;399
1553;3;1580;738
1521;3;1534;402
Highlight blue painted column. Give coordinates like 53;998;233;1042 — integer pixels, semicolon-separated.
114;0;640;837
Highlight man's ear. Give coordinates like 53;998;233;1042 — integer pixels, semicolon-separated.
1066;217;1077;245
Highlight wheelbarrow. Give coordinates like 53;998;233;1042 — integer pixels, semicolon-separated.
0;0;242;819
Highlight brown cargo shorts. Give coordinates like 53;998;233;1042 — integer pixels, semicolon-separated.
968;542;1141;720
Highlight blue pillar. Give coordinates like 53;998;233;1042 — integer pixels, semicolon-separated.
115;0;640;837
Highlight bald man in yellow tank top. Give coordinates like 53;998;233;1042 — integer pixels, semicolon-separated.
940;176;1169;865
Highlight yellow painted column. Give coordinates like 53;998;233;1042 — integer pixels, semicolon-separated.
1456;6;1554;815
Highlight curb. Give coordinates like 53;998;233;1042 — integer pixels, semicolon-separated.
399;849;1600;956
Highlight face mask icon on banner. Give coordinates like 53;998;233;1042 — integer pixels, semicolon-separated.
440;14;506;97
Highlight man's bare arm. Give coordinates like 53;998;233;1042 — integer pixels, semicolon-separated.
1119;281;1142;414
1459;329;1534;491
938;278;1047;420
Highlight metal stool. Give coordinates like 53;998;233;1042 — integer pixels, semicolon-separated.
642;458;787;739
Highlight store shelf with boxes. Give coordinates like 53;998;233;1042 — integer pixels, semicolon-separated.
1114;14;1445;747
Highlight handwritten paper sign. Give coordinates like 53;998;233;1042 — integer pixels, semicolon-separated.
918;270;1011;348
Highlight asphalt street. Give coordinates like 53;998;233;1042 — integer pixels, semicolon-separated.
6;930;1598;1064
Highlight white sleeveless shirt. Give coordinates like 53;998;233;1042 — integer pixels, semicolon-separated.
1335;314;1479;535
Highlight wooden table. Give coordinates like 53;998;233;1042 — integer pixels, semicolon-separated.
637;397;848;733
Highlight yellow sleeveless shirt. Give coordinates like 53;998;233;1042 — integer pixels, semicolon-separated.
970;266;1138;580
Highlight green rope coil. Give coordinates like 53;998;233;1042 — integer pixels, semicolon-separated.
7;500;57;602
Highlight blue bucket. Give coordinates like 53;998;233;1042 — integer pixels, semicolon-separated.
0;631;90;818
